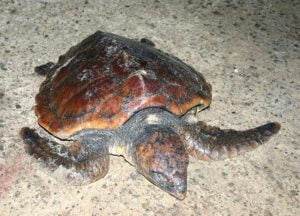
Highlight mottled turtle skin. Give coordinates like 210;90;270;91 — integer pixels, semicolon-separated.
20;31;280;200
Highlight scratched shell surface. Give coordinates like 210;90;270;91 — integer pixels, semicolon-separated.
35;31;212;137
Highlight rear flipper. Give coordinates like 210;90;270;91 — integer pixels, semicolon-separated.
140;38;156;47
19;127;109;185
34;62;55;76
181;122;280;161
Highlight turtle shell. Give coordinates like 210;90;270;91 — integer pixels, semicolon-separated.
35;31;212;138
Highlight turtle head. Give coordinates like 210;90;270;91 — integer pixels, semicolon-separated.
134;127;189;200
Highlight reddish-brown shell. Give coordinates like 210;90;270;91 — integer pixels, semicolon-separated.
35;31;212;138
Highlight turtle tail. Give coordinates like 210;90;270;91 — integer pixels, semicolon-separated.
180;122;280;161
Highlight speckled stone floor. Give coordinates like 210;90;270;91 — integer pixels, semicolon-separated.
0;0;299;215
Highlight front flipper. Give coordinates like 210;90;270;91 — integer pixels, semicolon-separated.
181;122;280;161
19;127;109;185
133;126;189;200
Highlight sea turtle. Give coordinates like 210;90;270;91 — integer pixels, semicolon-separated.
20;31;280;200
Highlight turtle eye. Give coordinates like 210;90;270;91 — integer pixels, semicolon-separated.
151;171;168;186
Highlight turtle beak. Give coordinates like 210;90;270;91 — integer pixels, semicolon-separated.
170;191;187;200
150;169;187;200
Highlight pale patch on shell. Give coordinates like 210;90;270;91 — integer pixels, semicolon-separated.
129;69;148;77
51;56;75;80
77;69;94;81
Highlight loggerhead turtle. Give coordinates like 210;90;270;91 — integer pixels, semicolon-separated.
20;31;280;200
